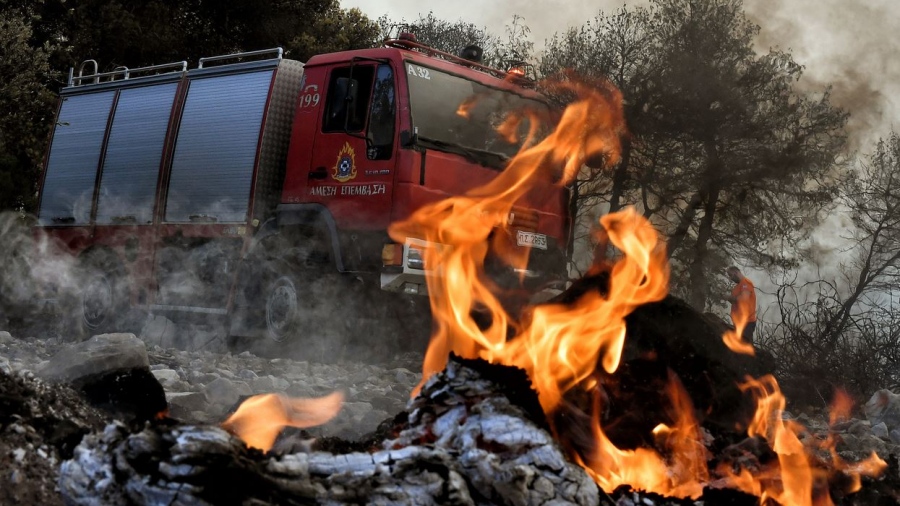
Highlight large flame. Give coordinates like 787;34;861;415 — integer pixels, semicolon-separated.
390;75;886;503
221;73;885;504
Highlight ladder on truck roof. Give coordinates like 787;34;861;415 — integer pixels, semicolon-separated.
67;47;284;88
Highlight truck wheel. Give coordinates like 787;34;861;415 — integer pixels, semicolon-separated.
260;263;346;361
67;251;132;341
265;274;300;343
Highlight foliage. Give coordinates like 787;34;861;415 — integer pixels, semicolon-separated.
0;3;56;212
541;0;847;310
377;11;535;71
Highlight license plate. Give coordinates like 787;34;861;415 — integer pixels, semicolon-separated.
516;230;547;250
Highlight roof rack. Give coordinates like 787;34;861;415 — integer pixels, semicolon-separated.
198;47;283;69
67;60;188;87
66;47;284;88
383;37;535;87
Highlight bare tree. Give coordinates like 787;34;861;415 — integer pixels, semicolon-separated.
765;133;900;398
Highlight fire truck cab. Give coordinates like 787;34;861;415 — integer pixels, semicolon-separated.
35;38;571;350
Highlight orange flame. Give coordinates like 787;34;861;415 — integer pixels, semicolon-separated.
579;373;710;498
717;376;886;505
723;302;755;355
392;74;886;504
221;392;344;451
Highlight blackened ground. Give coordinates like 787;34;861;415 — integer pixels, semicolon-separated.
0;370;105;505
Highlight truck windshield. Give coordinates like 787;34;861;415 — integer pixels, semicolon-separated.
405;62;551;167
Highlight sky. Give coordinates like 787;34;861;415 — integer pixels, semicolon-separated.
343;0;899;150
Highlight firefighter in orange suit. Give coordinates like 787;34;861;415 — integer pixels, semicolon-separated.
725;266;757;345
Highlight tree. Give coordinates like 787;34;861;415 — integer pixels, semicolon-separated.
763;133;900;397
540;8;655;272
378;11;502;66
0;4;56;212
542;0;847;309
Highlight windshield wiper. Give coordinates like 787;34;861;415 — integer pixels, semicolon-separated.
415;136;509;169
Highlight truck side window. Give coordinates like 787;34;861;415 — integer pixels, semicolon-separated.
366;65;396;160
323;65;375;133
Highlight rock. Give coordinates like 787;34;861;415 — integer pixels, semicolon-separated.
890;429;900;445
250;375;276;393
203;378;244;409
166;392;209;419
273;377;290;391
0;331;13;345
238;369;258;380
38;333;149;383
188;371;218;385
865;390;900;431
152;369;181;387
849;420;871;436
78;368;167;422
872;422;890;440
139;315;178;349
341;402;374;423
837;433;888;461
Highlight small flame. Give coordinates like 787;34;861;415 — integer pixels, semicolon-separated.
723;303;755;356
222;392;344;451
580;373;710;498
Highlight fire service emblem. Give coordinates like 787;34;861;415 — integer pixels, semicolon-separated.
332;142;357;182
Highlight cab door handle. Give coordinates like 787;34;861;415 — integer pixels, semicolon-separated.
309;167;328;180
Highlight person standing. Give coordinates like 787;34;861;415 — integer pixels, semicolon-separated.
725;266;757;344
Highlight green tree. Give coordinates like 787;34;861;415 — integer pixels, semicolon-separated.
0;4;56;212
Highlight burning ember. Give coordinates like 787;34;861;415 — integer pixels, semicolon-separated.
225;76;886;504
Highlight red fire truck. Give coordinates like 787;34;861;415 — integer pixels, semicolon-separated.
34;36;572;353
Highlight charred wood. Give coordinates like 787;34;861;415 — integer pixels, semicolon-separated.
59;356;599;506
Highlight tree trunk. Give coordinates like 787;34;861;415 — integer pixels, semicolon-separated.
687;142;723;310
688;184;720;310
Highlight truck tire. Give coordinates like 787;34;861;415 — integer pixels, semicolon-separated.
265;271;301;343
66;251;136;341
258;260;346;360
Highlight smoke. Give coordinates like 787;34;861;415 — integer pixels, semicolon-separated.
744;0;900;151
0;212;80;334
348;0;898;150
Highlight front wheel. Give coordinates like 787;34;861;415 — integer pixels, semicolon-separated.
265;274;301;343
65;251;141;341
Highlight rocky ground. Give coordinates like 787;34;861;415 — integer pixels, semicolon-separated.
3;315;900;504
0;316;426;504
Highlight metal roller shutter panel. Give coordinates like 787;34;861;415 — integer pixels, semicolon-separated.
39;91;116;225
96;83;178;225
165;71;274;223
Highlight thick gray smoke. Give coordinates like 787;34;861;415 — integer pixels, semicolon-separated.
744;0;900;151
